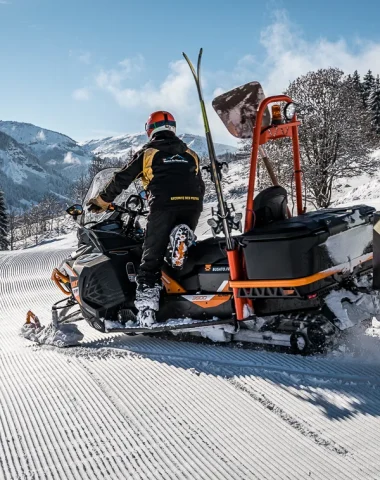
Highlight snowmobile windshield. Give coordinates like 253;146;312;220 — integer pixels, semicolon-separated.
80;167;138;225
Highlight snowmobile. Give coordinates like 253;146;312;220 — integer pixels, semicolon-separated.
25;49;380;353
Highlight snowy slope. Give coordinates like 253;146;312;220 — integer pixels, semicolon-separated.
0;121;94;210
1;237;380;479
0;121;92;177
0;120;236;210
82;132;237;160
0;130;46;183
0;130;72;210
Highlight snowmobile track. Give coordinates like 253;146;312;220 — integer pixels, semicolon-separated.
1;241;380;479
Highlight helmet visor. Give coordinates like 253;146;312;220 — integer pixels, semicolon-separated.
146;120;176;132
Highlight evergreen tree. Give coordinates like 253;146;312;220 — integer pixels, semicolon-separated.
0;190;9;250
362;70;375;107
369;75;380;134
88;155;106;178
352;70;362;95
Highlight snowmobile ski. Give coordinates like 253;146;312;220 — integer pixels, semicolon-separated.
104;317;236;334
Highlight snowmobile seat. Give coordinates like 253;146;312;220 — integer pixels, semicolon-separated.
253;186;288;227
241;204;374;280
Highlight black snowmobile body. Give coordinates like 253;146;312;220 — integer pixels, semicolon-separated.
59;194;235;334
56;177;377;353
40;51;380;353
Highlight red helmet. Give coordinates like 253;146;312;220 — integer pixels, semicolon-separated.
145;111;176;139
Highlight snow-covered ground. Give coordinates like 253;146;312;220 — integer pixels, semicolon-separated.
2;208;380;478
3;155;380;479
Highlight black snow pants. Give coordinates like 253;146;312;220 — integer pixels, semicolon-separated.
136;209;201;287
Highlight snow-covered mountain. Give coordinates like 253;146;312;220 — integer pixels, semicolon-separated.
82;132;237;160
0;121;237;210
0;121;92;177
0;121;94;210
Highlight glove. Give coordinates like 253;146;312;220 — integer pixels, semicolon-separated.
86;196;111;213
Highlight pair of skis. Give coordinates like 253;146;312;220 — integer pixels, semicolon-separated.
182;49;234;251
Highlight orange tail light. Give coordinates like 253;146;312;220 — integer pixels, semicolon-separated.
271;104;283;125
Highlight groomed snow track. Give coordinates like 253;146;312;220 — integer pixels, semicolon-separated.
2;237;380;479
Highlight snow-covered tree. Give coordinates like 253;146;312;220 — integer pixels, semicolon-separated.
0;190;10;250
352;70;362;96
369;75;380;134
39;194;64;232
69;173;92;203
88;155;106;179
7;209;18;251
251;68;377;208
362;70;375;107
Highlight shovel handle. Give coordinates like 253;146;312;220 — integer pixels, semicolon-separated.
261;155;279;186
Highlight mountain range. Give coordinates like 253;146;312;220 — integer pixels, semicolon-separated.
0;121;236;210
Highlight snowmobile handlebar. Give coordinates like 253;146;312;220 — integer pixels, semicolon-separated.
108;199;148;216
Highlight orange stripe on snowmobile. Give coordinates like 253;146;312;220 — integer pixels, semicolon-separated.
161;273;186;294
182;294;231;308
229;254;373;288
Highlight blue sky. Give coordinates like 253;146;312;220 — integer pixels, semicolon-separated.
0;0;380;145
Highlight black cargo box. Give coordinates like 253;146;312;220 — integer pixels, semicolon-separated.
240;205;374;280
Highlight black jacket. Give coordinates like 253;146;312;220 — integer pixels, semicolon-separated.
100;131;205;211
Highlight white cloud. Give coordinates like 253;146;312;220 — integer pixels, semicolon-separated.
94;57;199;135
0;1;10;4
69;50;92;65
76;13;380;144
63;152;81;165
107;60;194;111
72;88;91;101
95;55;145;90
259;10;380;95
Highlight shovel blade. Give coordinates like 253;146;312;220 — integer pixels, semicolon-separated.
212;81;271;139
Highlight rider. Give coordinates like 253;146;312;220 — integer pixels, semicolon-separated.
87;111;205;326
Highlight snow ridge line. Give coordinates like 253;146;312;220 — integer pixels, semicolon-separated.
227;378;349;456
45;343;380;386
75;357;249;479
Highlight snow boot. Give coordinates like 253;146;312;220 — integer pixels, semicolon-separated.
135;283;161;326
167;224;195;270
137;308;156;327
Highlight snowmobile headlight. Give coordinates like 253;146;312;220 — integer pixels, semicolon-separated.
284;102;296;121
271;104;283;125
207;219;218;228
